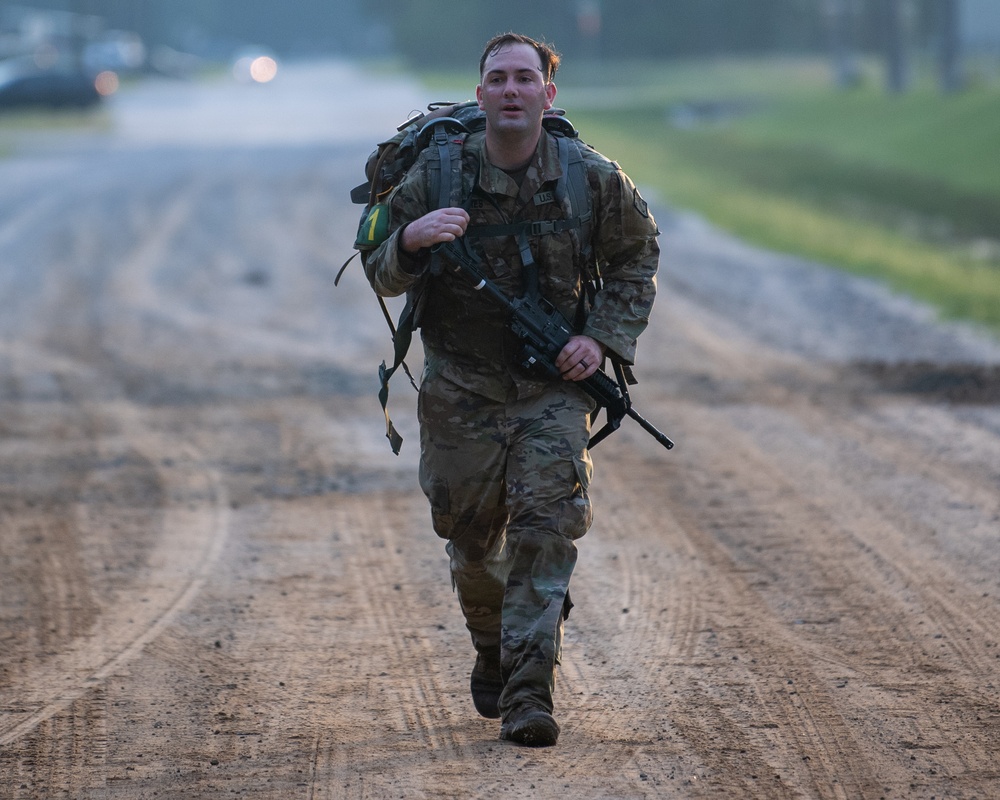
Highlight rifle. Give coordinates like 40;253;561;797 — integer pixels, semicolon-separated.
434;238;674;451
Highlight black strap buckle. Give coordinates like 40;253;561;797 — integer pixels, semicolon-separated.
529;220;557;236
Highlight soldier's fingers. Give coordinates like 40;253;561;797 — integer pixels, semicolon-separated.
560;356;591;380
556;340;584;364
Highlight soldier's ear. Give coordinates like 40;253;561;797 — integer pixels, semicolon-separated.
544;81;557;110
476;83;484;109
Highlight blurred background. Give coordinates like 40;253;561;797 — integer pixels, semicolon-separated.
3;1;997;90
1;0;998;332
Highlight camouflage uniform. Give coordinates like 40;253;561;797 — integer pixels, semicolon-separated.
364;128;659;718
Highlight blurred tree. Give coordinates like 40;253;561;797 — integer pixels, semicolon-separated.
216;0;363;55
824;0;862;87
18;0;973;93
936;0;963;92
381;0;486;69
376;0;830;67
879;0;912;92
1;0;370;55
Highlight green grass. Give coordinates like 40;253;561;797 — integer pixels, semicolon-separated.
548;58;1000;334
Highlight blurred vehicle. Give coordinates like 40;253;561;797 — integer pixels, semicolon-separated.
231;46;279;84
0;61;101;111
149;45;202;79
83;30;146;75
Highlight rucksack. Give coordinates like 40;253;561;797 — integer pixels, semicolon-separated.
342;99;589;261
338;100;598;453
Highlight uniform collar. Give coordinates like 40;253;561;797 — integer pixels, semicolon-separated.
473;130;563;199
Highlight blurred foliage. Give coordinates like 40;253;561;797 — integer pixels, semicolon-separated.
5;1;960;64
558;58;1000;330
380;0;827;68
1;0;367;55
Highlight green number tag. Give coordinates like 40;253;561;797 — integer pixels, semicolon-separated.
355;203;390;249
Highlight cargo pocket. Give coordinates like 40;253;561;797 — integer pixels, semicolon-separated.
565;452;594;539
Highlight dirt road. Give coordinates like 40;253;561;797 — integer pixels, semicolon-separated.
1;63;999;799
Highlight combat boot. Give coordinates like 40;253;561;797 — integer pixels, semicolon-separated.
470;651;504;719
499;705;560;747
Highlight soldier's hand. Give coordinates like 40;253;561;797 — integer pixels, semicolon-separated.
401;208;470;252
556;335;605;381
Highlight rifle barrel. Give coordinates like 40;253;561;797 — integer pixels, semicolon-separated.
627;408;675;450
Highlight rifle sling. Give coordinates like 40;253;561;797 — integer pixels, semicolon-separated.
377;293;419;455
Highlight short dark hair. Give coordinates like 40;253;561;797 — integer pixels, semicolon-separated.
479;33;561;83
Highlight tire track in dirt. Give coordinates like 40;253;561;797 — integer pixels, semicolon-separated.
577;443;880;799
717;400;1000;787
551;488;718;796
98;156;379;377
641;444;885;797
257;400;459;797
0;189;63;253
182;388;474;798
1;162;236;752
652;284;1000;676
656;286;1000;664
753;396;1000;656
616;276;1000;794
558;473;704;729
306;490;467;799
650;392;999;794
0;343;231;749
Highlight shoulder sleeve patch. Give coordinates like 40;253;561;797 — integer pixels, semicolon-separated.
633;188;649;218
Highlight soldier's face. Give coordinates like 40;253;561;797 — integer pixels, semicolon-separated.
477;43;557;138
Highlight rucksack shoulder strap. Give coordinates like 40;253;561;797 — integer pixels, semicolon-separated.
556;135;593;247
422;118;470;211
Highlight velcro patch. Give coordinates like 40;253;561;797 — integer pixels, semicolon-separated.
633;188;649;218
533;190;555;206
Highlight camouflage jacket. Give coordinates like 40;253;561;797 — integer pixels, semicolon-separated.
364;128;660;403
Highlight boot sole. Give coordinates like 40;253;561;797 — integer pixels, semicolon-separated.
500;709;560;747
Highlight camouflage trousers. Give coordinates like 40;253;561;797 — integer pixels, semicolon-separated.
417;372;595;717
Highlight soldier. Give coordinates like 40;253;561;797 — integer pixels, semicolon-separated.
364;32;659;747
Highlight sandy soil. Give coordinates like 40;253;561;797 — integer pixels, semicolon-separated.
1;62;999;799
